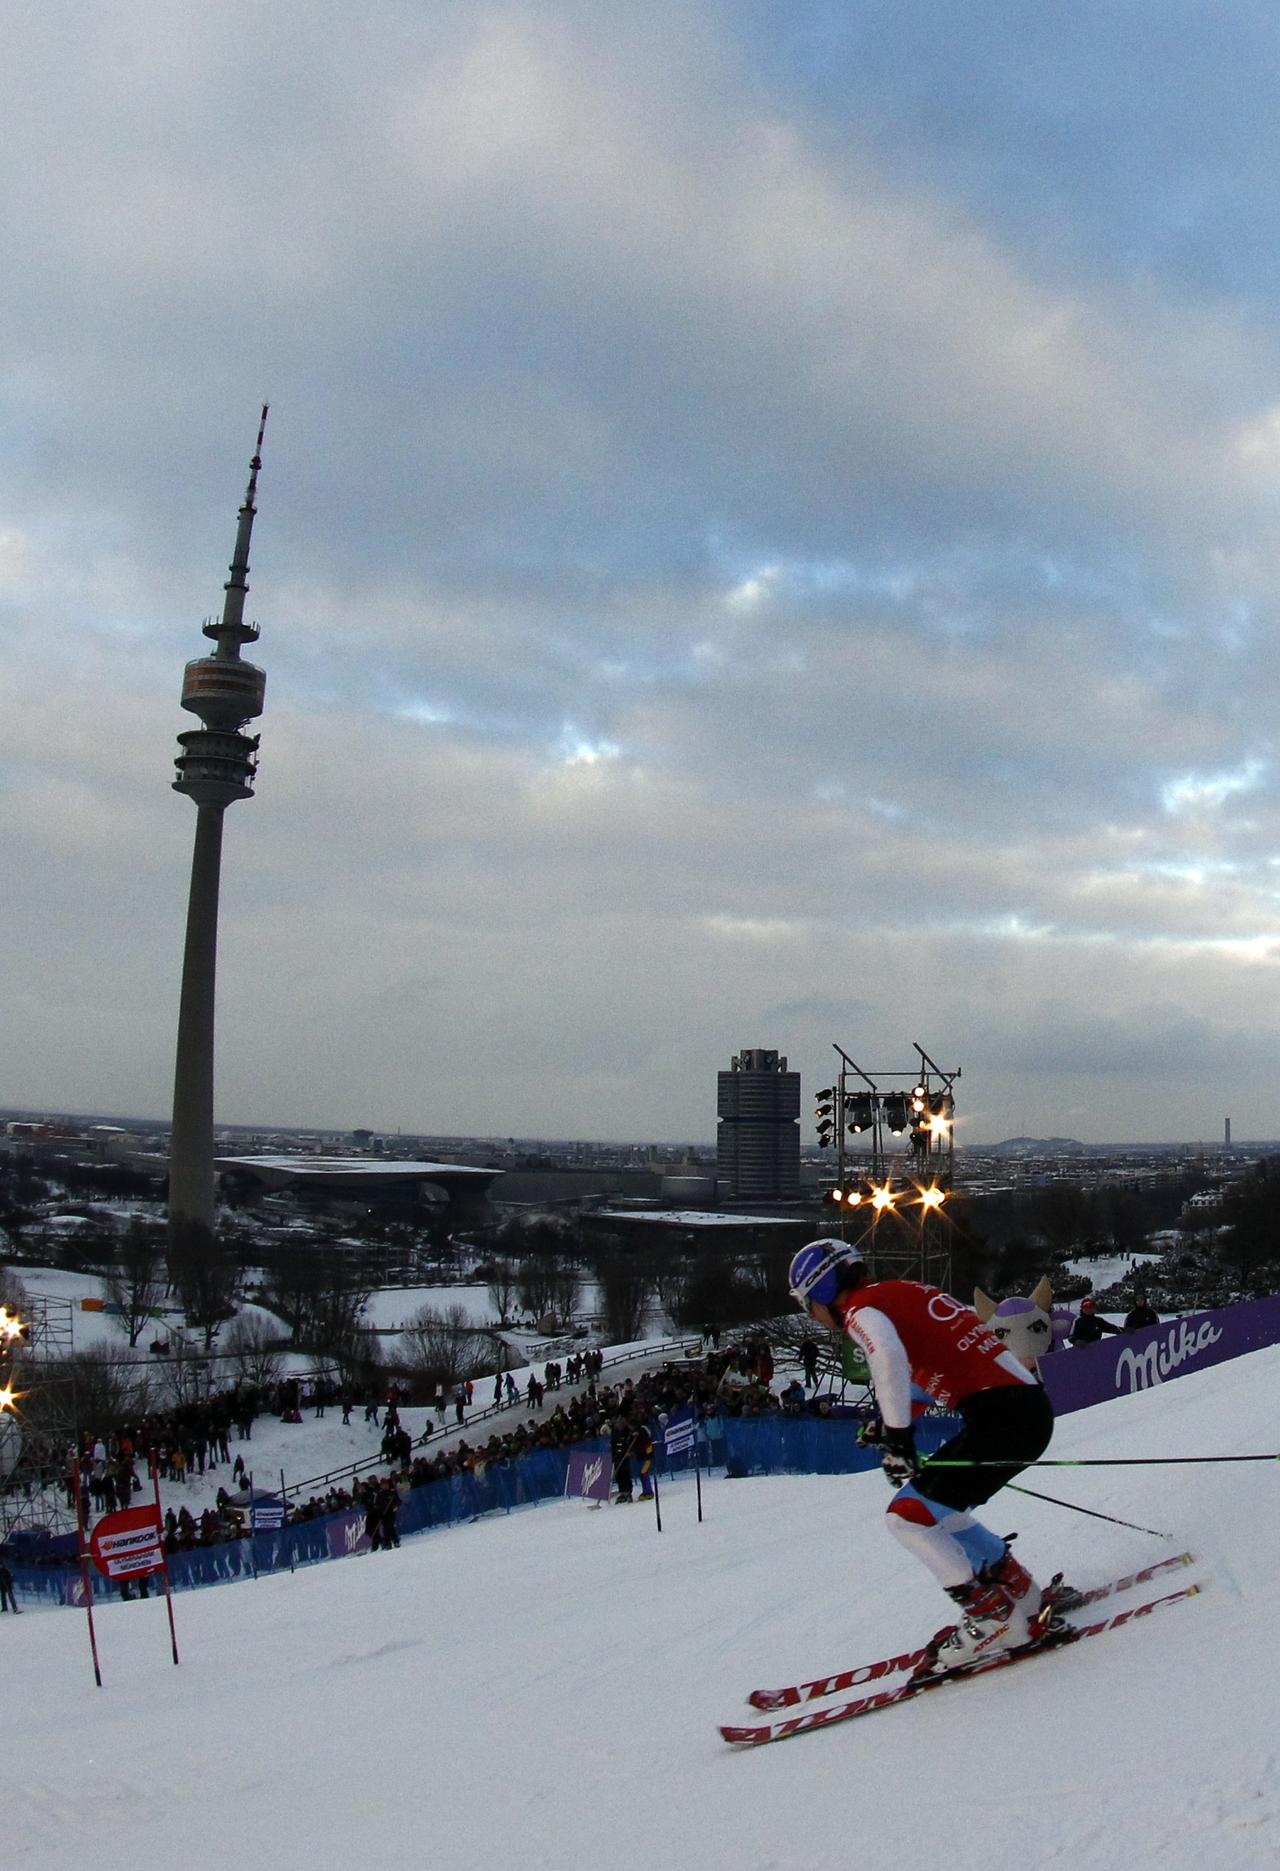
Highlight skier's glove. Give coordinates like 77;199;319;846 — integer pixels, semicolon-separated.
856;1413;885;1448
880;1425;918;1487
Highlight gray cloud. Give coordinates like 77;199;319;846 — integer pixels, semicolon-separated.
4;3;1280;1141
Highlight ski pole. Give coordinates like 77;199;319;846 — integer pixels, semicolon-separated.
925;1453;1280;1468
1005;1481;1173;1542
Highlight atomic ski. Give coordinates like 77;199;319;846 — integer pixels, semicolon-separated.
721;1581;1200;1747
746;1550;1194;1711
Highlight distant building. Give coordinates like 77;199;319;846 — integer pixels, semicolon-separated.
213;1154;501;1223
716;1048;801;1201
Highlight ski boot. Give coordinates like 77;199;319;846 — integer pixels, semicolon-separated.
911;1577;1021;1679
979;1545;1039;1622
912;1549;1042;1681
983;1546;1080;1643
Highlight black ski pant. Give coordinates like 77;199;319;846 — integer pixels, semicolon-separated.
913;1383;1054;1513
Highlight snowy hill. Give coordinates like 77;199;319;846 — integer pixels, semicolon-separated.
11;1345;1280;1871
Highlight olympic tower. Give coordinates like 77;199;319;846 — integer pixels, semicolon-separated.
167;408;269;1257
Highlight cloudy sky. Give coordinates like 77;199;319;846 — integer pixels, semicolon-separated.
5;1;1280;1146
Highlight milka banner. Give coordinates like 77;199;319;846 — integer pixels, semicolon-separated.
325;1510;371;1559
1039;1294;1280;1417
565;1449;611;1503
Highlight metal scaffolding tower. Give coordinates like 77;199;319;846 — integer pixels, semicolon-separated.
0;1293;79;1543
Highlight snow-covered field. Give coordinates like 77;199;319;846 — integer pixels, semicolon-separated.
359;1280;494;1330
11;1265;628;1356
1061;1249;1164;1292
8;1339;1280;1869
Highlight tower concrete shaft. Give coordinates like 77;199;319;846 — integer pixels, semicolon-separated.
168;409;269;1252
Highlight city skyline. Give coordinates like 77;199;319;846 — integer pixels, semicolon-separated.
6;7;1280;1144
0;1099;1253;1159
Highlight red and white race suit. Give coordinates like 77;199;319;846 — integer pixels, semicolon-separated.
833;1279;1037;1431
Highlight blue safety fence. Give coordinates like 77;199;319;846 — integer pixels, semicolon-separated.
691;1409;962;1480
10;1444;586;1605
13;1412;962;1607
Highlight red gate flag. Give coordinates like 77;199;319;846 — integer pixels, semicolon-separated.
88;1505;165;1580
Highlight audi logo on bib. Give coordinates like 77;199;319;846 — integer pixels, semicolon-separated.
927;1293;966;1324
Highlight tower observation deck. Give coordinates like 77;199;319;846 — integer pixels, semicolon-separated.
173;407;268;807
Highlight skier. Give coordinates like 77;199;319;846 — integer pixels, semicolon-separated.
788;1240;1055;1676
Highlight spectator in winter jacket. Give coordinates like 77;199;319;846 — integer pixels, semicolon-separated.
632;1417;655;1500
610;1416;635;1503
1123;1291;1160;1332
1069;1298;1122;1345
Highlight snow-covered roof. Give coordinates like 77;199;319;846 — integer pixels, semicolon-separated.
591;1208;800;1227
216;1154;499;1184
219;1154;487;1176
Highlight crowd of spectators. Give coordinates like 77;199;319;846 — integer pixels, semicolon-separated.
53;1383;270;1532
15;1332;842;1565
280;1337;814;1528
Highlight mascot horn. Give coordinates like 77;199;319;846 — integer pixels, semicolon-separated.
973;1276;1071;1373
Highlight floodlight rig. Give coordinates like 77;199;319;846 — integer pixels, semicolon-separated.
0;1294;79;1545
820;1040;960;1286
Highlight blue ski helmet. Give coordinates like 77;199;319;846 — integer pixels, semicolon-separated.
788;1239;865;1308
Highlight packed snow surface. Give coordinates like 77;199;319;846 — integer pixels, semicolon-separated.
11;1345;1280;1870
1060;1249;1164;1291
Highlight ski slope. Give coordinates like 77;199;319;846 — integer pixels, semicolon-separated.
10;1344;1280;1871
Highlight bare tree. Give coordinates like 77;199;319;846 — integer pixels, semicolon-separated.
309;1281;371;1370
222;1314;286;1389
156;1330;212;1409
0;1266;28;1317
671;1243;764;1330
592;1246;650;1344
104;1219;168;1348
517;1257;560;1321
487;1255;520;1322
547;1261;580;1324
258;1242;327;1341
39;1346;153;1440
167;1219;238;1351
648;1252;691;1323
400;1304;490;1390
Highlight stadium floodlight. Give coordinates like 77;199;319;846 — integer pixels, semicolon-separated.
815;1085;838;1148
